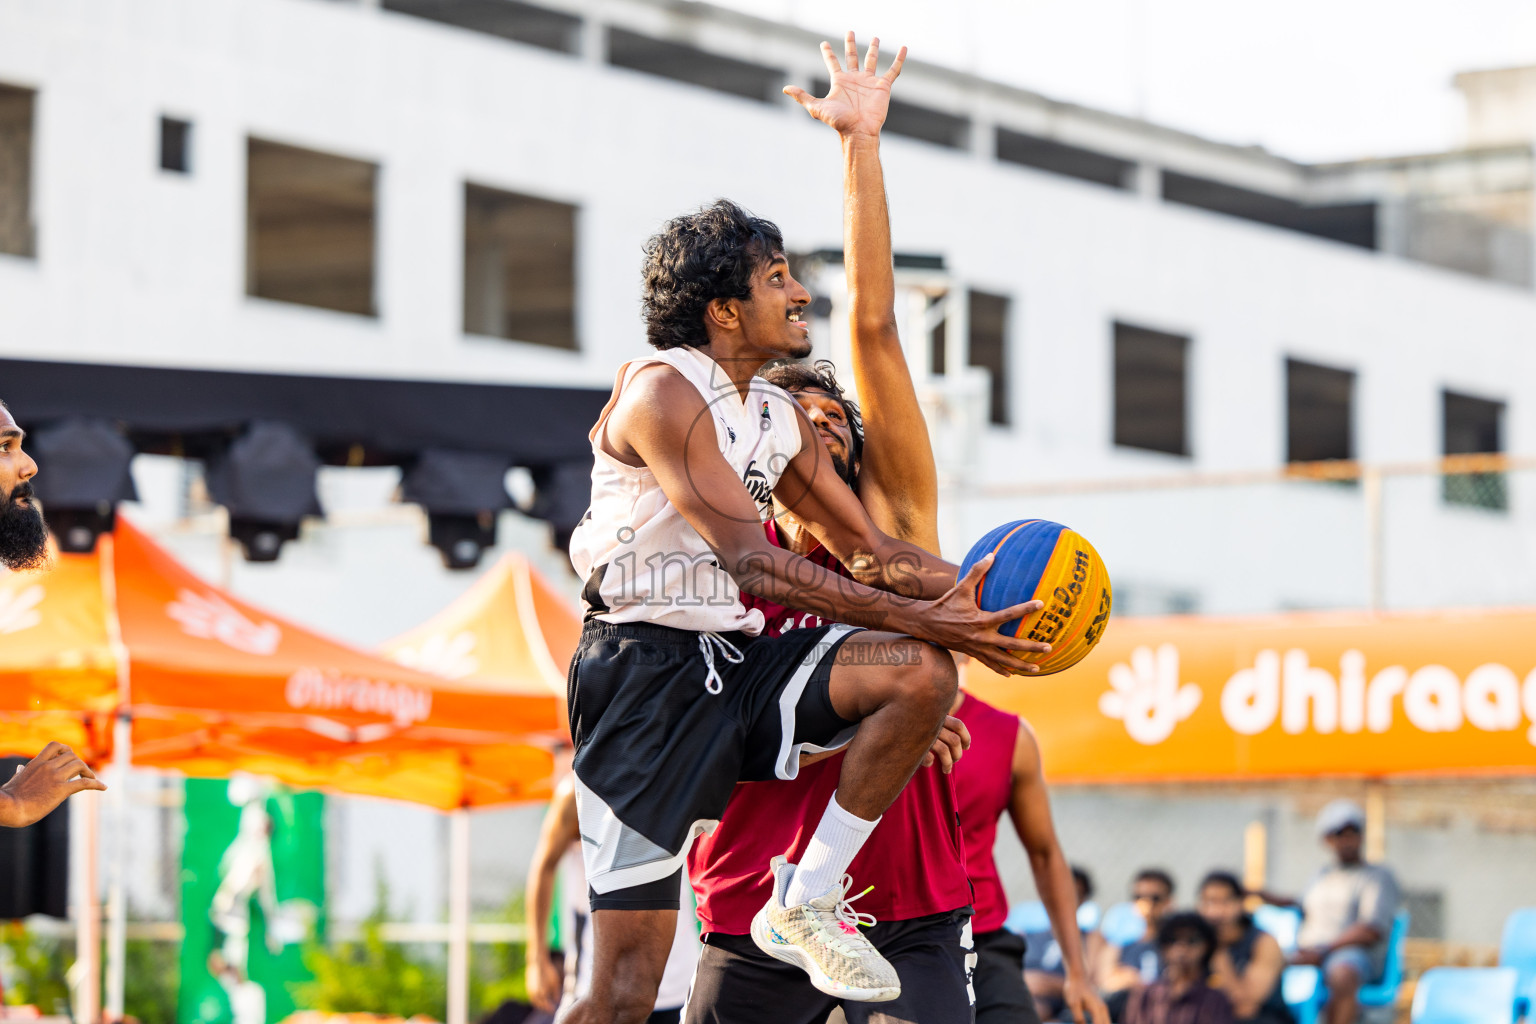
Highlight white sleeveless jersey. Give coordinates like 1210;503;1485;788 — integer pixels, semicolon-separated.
569;345;804;634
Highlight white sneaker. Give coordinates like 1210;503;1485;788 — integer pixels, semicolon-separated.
749;855;900;1002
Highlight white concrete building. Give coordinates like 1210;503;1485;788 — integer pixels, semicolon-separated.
3;0;1534;946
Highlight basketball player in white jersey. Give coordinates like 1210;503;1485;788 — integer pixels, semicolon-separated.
564;35;1049;1024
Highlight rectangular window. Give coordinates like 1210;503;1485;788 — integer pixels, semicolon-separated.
607;29;783;103
160;117;192;174
0;83;36;258
1114;322;1189;456
463;184;577;349
1161;170;1377;250
246;138;377;316
969;291;1010;426
1442;390;1506;511
995;128;1133;190
383;0;581;54
1286;359;1354;463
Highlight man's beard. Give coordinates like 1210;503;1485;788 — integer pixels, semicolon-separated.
0;483;51;571
828;450;854;489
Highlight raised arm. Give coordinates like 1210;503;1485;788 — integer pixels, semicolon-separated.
1007;721;1110;1024
606;365;1045;675
787;34;938;551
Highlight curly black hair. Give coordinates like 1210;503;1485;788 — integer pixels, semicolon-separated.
1157;912;1219;973
641;199;785;351
761;359;863;491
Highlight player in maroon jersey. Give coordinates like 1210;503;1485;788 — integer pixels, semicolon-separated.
683;37;1105;1024
951;688;1108;1024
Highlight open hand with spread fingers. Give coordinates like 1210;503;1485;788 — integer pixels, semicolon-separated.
785;31;907;139
0;742;107;827
904;554;1051;677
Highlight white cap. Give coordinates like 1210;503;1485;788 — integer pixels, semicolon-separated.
1315;798;1366;839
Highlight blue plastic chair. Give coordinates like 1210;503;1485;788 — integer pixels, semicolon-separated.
1499;907;1536;1015
1099;901;1146;947
1255;904;1303;954
1284;909;1409;1024
1004;899;1049;936
1410;967;1518;1024
1077;899;1101;933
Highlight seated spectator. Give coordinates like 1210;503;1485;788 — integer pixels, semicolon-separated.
1091;868;1175;1021
1198;871;1291;1024
1124;913;1234;1024
1261;800;1400;1024
1025;865;1096;1021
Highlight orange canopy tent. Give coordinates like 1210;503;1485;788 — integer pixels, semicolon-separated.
380;551;578;711
964;607;1536;783
0;517;565;809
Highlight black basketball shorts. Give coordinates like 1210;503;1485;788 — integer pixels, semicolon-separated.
569;619;862;909
683;910;977;1024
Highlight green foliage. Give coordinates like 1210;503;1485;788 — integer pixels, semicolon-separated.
125;938;181;1024
295;882;538;1022
0;922;71;1015
0;925;176;1024
297;880;446;1019
469;894;529;1018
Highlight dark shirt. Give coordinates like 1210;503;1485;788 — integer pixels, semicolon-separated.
1124;981;1235;1024
1226;923;1293;1024
1118;937;1162;985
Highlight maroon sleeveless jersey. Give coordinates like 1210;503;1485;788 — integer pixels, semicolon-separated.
951;692;1021;934
687;522;973;935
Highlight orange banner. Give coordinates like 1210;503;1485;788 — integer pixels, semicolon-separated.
964;608;1536;781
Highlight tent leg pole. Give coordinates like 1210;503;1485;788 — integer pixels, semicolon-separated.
1364;780;1387;863
104;715;131;1023
448;809;471;1024
73;790;102;1024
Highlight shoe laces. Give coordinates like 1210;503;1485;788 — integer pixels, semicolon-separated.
807;875;878;955
698;631;743;695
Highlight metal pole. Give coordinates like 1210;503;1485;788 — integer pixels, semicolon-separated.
447;809;471;1024
1363;466;1384;611
73;791;101;1024
1364;780;1387;863
1242;819;1268;895
104;715;131;1022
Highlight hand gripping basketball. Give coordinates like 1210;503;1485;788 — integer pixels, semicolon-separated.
922;554;1049;676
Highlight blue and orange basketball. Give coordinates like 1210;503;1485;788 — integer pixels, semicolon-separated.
958;520;1113;675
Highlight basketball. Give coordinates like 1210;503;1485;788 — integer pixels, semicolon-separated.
959;520;1113;674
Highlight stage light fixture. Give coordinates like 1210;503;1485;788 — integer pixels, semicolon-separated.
206;422;322;562
29;419;138;554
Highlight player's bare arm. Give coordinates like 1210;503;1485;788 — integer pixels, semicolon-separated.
605;365;1043;675
0;742;108;828
787;34;938;552
524;775;579;1013
1009;721;1111;1024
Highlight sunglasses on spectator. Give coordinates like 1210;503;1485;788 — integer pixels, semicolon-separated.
1134;891;1170;904
1162;934;1207;948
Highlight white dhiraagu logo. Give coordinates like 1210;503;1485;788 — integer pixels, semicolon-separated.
167;589;282;656
0;584;44;635
1220;649;1536;746
390;631;479;680
1099;644;1204;745
285;667;433;728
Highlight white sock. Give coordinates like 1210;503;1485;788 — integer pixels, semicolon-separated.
782;791;880;907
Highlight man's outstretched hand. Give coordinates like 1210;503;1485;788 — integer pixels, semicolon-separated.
785;31;906;139
0;742;107;827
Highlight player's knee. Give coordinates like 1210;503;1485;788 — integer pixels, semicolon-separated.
608;983;660;1024
1325;960;1361;993
890;643;957;715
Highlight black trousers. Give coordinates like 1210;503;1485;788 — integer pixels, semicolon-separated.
973;929;1043;1024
